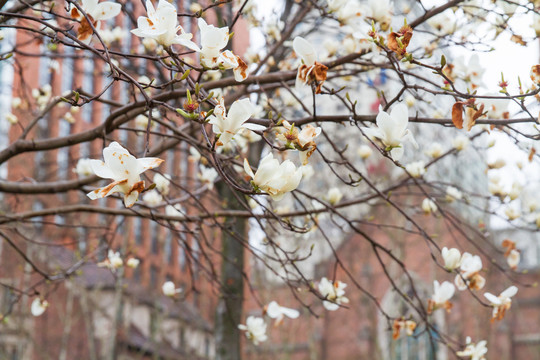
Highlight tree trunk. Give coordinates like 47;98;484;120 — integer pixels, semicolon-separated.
214;143;262;360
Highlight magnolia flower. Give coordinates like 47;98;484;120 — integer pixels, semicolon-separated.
508;182;521;201
198;18;248;82
238;316;268;345
98;249;123;270
318;277;349;311
244;153;303;201
327;187;343;205
265;301;300;326
507;249;520;270
6;113;18;125
278;120;321;165
358;145;373;159
428;280;455;313
165;204;185;221
446;186;463;203
392;318;416;339
422;198;437;215
153;173;170;195
484;286;518;321
198;165;219;190
368;0;391;29
73;158;93;177
425;142;443;158
361;104;418;161
69;0;121;44
87;142;164;208
143;190;162;206
455;253;485;291
31;298;49;317
504;206;521;221
293;36;328;93
457;337;488;360
405;161;426;178
208;98;264;147
131;0;199;50
11;97;22;109
442;247;461;271
126;258;140;269
452;135;470;151
162;281;182;296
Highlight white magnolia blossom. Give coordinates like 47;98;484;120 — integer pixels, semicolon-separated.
31;298;49;317
131;0;199;49
425;142;443;158
422;198;437;215
266;301;300;325
153;173;171;195
484;286;518;321
293;36;320;89
244;153;303;201
508;182;522;201
162;281;182;296
455;253;485;291
126;258;140;269
143;190;162;206
238;316;268;345
361;104;418;161
446;186;463;203
11;97;22;109
208;98;264;147
453;135;470;151
327;187;343;205
198;165;219;190
198;18;248;82
368;0;391;28
98;249;123;270
442;247;462;271
427;10;456;36
358;144;373;159
405;161;426;178
429;280;455;312
456;337;488;360
165;204;185;221
318;277;349;311
504;206;521;221
86;142;164;208
507;249;520;270
73;158;94;177
69;0;121;44
135;114;156;132
6;113;18;125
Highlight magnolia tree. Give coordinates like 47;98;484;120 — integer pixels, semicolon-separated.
0;0;540;359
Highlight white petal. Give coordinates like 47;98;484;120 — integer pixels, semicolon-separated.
89;159;116;179
136;157;164;174
228;98;254;130
293;36;316;66
243;158;255;179
93;2;121;20
500;285;518;298
484;292;502;305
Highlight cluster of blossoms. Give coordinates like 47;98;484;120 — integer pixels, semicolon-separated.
98;250;140;271
238;276;349;346
438;246;518;321
238;301;299;345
